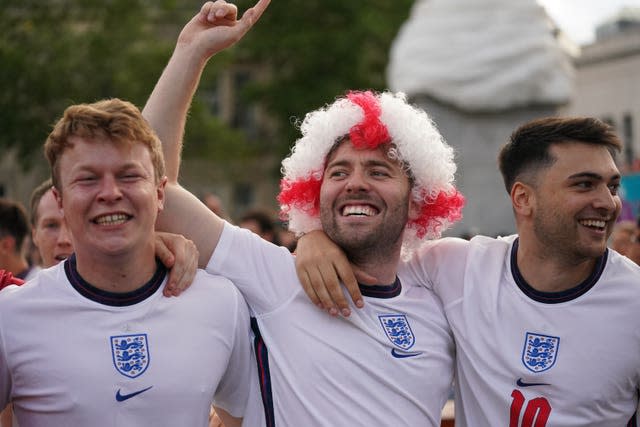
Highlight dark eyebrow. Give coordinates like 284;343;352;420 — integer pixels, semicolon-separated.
568;172;621;181
326;158;394;169
365;159;394;168
326;159;348;168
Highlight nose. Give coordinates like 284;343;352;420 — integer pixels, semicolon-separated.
97;175;123;202
345;169;370;193
594;184;620;214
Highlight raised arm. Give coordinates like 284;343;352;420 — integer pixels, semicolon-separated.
144;0;270;267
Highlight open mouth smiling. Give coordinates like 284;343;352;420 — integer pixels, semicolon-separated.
342;204;379;217
578;219;607;231
93;213;132;226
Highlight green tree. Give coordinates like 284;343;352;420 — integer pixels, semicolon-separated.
1;0;414;173
0;0;248;168
231;0;414;160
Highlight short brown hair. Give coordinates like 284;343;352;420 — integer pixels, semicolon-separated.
498;116;622;193
44;98;165;190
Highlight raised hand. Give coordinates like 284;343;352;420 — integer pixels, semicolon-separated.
177;0;270;59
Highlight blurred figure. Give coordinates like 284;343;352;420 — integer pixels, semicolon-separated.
0;198;36;425
609;220;636;255
276;222;297;253
624;217;640;266
25;236;42;268
202;192;230;221
238;207;279;244
0;198;39;288
29;179;74;268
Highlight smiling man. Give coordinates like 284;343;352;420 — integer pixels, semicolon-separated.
153;89;463;425
144;3;466;421
0;98;254;427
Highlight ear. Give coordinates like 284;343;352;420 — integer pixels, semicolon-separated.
52;186;63;211
156;176;168;212
511;181;534;218
31;226;40;248
407;196;421;221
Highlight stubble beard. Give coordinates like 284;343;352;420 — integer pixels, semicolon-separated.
320;203;408;266
532;208;607;263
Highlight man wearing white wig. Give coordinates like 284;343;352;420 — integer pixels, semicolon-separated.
145;2;464;425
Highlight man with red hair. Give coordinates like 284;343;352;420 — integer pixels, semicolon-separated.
145;1;463;424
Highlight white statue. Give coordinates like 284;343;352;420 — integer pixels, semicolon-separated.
388;0;574;112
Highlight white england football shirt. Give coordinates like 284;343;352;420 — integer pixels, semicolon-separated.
207;222;454;426
0;256;253;427
404;235;640;427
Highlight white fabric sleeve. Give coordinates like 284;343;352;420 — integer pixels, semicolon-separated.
206;222;299;315
403;237;470;305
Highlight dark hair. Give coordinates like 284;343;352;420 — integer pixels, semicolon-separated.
29;178;54;227
498;117;622;193
239;208;277;235
0;198;30;253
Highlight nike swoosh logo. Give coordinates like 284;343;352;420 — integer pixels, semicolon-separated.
517;378;550;387
116;386;153;402
391;348;423;358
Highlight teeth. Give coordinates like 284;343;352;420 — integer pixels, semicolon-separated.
580;219;606;229
342;205;377;216
95;214;128;225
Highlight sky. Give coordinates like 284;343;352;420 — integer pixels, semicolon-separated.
537;0;640;45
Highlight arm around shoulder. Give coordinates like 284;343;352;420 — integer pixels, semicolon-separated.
157;183;224;268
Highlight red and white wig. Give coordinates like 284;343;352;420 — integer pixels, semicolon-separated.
278;90;464;257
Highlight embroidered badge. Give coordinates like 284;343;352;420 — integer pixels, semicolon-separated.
379;314;416;350
110;334;150;378
521;332;559;373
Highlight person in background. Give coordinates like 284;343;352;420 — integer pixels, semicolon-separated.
238;207;280;244
0;198;39;287
0;199;40;427
276;221;297;253
202;192;231;221
609;219;637;257
625;216;640;266
28;179;74;268
609;220;636;252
